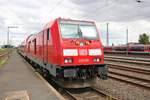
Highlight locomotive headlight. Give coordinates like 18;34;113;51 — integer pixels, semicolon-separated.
93;58;100;62
85;41;90;45
97;58;100;62
80;42;84;46
68;59;72;63
64;59;68;63
93;58;97;62
64;58;73;63
89;49;102;56
75;41;80;45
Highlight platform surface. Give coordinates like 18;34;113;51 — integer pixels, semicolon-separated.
0;51;64;100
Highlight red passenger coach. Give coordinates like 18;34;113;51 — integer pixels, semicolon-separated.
21;18;107;87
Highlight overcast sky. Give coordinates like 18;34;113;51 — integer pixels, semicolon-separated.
0;0;150;46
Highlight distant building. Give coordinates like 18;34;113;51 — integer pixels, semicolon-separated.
1;45;14;48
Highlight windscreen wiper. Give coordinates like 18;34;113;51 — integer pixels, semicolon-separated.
78;26;82;38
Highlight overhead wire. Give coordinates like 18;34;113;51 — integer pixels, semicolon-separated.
40;0;65;29
77;0;118;20
77;0;145;20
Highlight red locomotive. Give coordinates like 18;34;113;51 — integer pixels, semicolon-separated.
19;18;107;88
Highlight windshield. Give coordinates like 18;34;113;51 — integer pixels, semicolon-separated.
60;22;98;40
80;25;98;39
60;24;79;38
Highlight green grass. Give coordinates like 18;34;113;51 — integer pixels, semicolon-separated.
0;48;12;54
0;56;8;68
0;48;6;51
0;48;12;68
0;57;8;68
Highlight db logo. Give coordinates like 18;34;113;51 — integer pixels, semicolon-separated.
79;49;87;56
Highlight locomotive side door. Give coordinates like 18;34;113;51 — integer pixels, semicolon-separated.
43;29;49;64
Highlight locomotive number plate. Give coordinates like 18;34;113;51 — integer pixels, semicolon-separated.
78;58;89;63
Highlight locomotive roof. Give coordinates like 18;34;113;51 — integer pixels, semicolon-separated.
25;17;96;42
43;17;95;30
43;18;57;30
26;34;36;42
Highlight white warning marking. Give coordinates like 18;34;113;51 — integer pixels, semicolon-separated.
5;90;30;100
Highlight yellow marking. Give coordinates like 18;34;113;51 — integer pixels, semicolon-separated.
106;96;113;100
0;57;8;68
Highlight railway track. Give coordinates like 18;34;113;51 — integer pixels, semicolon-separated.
105;57;150;89
107;63;150;75
104;51;150;57
105;55;150;62
108;73;150;89
108;71;150;90
105;55;150;65
63;87;117;100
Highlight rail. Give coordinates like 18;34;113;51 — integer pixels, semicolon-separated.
109;74;150;90
106;63;150;89
105;55;150;62
90;87;117;100
104;51;150;55
63;87;117;100
107;63;150;75
105;56;150;65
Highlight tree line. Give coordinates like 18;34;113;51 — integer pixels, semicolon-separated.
138;33;150;44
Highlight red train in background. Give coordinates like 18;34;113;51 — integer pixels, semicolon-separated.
19;18;107;88
104;43;150;53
